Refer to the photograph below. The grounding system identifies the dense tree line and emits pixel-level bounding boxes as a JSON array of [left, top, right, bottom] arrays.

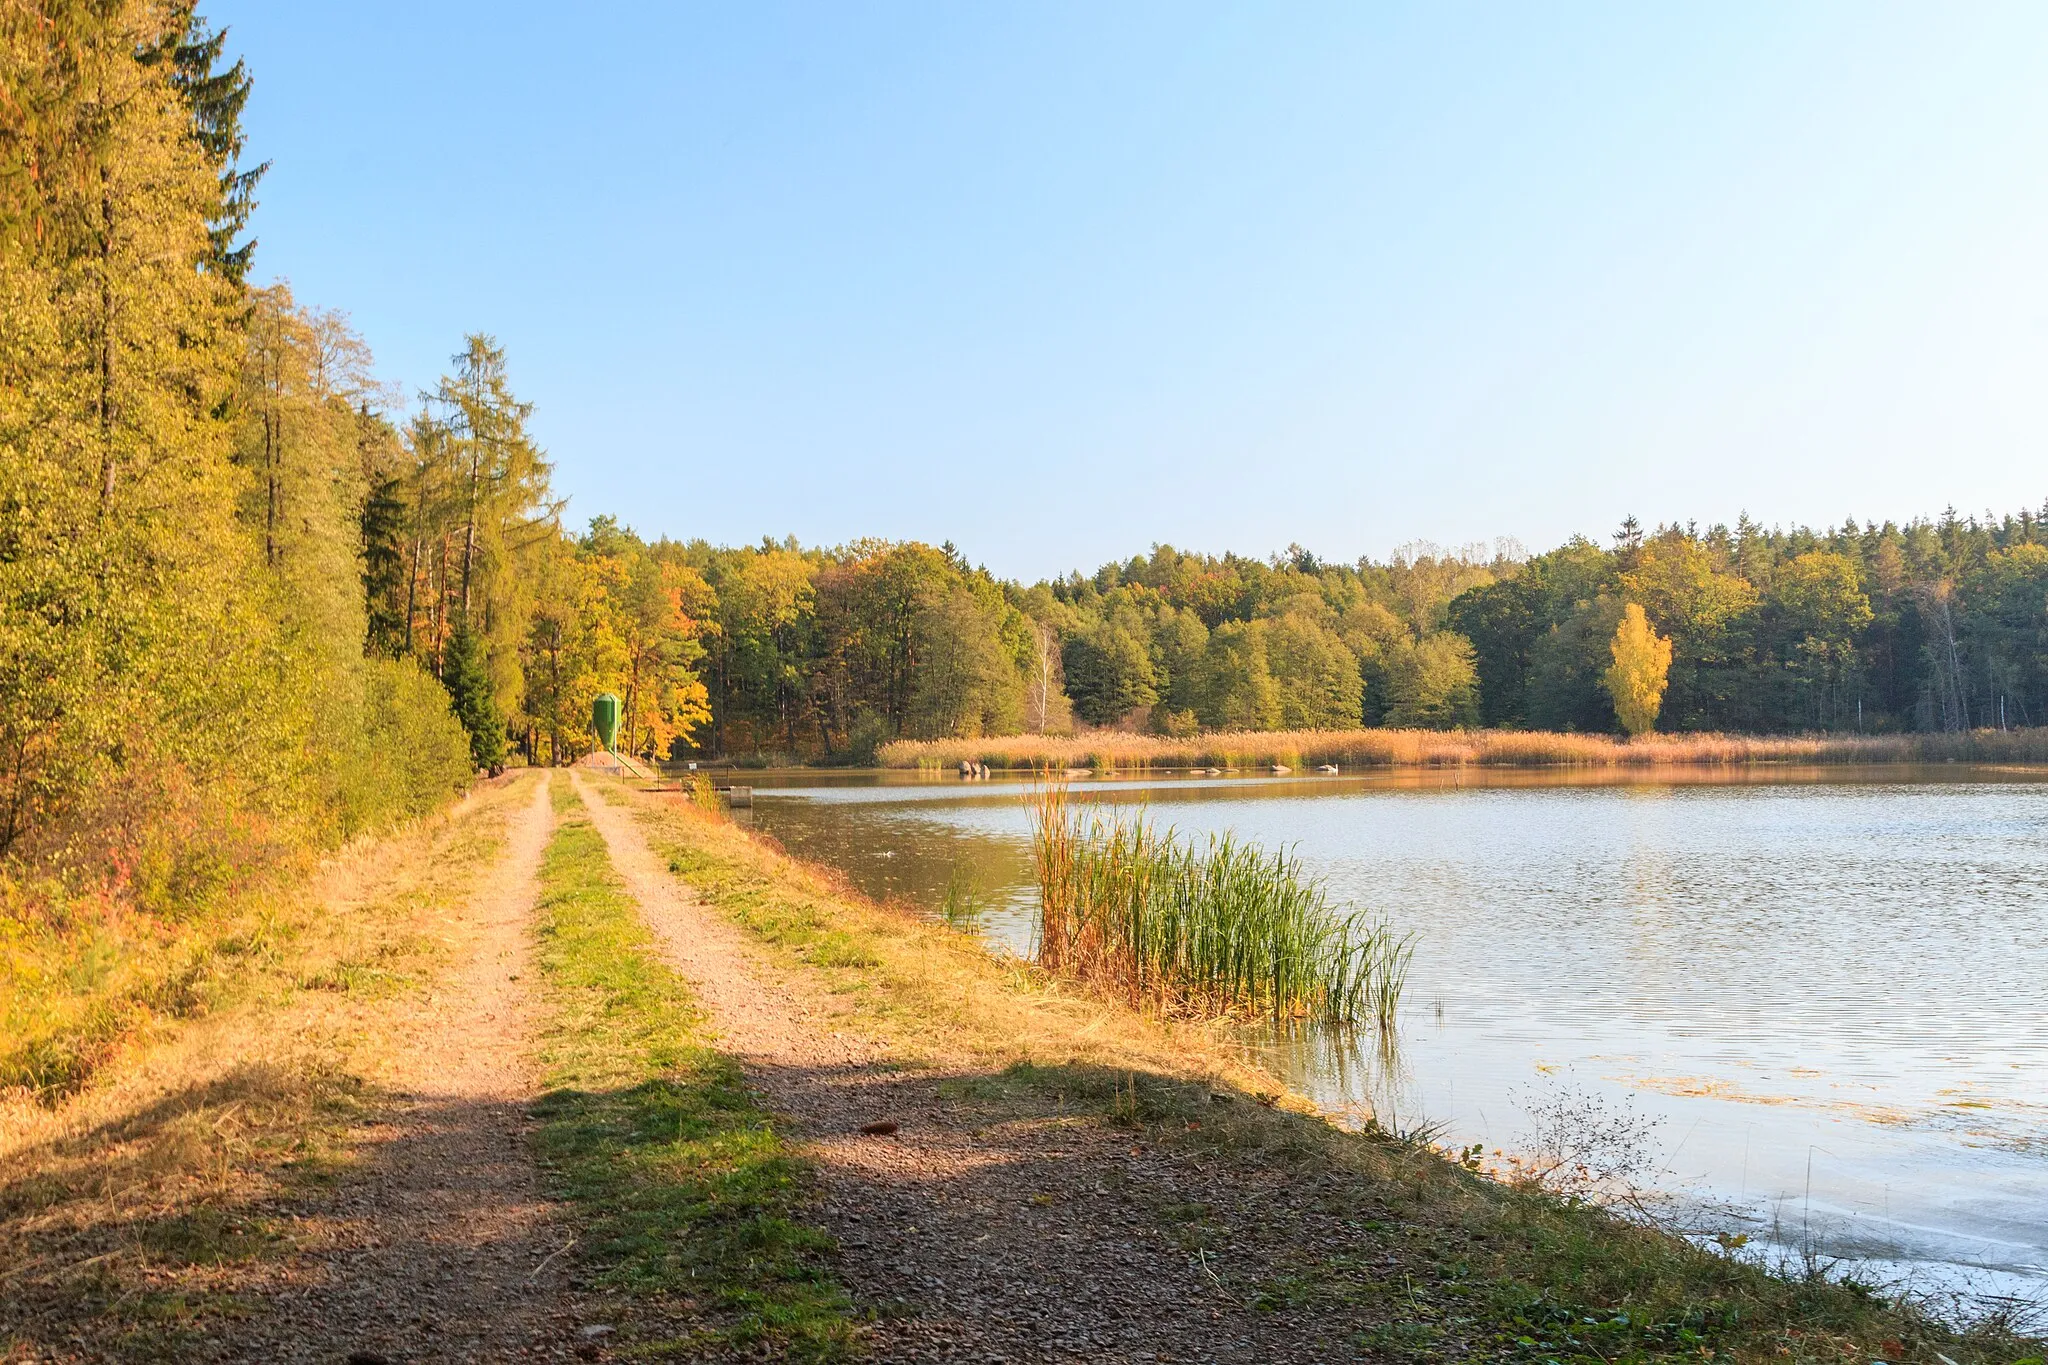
[[670, 513, 2048, 760], [0, 3, 473, 902], [1448, 513, 2048, 735]]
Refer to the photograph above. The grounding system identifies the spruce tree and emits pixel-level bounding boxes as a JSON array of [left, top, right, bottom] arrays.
[[361, 470, 409, 659], [153, 5, 266, 283], [442, 616, 506, 773]]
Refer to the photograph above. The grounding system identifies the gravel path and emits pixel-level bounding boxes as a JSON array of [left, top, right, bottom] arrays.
[[573, 774, 1373, 1364], [217, 775, 576, 1364]]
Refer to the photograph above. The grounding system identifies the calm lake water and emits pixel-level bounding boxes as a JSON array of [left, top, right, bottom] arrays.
[[743, 765, 2048, 1305]]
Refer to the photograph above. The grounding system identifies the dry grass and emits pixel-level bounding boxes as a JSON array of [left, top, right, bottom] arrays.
[[0, 776, 536, 1357], [880, 725, 2048, 772], [614, 778, 1291, 1098]]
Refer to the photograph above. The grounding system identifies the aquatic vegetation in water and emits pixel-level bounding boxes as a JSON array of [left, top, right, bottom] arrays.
[[939, 863, 989, 928], [1029, 779, 1410, 1029]]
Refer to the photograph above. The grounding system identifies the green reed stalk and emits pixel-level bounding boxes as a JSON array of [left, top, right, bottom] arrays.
[[1027, 780, 1411, 1030], [689, 772, 724, 817]]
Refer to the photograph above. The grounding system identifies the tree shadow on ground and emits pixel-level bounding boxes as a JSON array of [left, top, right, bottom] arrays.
[[4, 1056, 2024, 1365], [1, 1071, 573, 1364]]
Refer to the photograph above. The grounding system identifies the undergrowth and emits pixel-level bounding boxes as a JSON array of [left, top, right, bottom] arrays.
[[529, 780, 856, 1360]]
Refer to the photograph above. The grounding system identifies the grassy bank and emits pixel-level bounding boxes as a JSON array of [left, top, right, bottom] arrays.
[[879, 725, 2048, 772], [0, 763, 483, 1105], [0, 834, 323, 1103], [529, 779, 856, 1359], [612, 775, 2041, 1365]]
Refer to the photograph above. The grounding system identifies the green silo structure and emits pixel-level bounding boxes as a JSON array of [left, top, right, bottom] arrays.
[[592, 693, 622, 753]]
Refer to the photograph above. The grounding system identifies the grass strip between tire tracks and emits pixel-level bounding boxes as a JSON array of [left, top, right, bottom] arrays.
[[530, 777, 856, 1359]]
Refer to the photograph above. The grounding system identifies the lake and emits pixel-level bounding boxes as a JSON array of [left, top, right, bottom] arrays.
[[743, 764, 2048, 1307]]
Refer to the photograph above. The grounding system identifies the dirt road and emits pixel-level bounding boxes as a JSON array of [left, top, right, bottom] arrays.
[[218, 775, 574, 1364], [573, 772, 1369, 1364]]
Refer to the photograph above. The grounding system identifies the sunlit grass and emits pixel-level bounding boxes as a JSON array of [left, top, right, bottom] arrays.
[[0, 780, 529, 1357], [530, 781, 855, 1360], [623, 778, 2041, 1365]]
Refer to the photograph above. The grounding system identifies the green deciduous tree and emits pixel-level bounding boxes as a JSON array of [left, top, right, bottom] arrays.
[[1526, 598, 1625, 732], [1962, 545, 2048, 728], [1194, 621, 1281, 730], [1383, 633, 1480, 729], [1266, 609, 1362, 729], [0, 4, 467, 876], [0, 0, 258, 863], [911, 583, 1027, 739], [1062, 607, 1158, 726], [1770, 551, 1872, 730]]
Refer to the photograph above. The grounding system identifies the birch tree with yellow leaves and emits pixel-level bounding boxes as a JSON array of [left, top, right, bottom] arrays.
[[1604, 603, 1673, 736]]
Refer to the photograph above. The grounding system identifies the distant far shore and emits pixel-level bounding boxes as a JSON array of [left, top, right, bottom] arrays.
[[872, 725, 2048, 772]]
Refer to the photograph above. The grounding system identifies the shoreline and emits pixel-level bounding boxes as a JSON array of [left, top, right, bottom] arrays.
[[6, 771, 2036, 1361], [738, 764, 2048, 1309], [873, 724, 2048, 772], [623, 775, 2041, 1360]]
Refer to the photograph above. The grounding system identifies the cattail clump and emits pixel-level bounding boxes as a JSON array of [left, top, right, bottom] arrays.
[[1030, 778, 1409, 1030]]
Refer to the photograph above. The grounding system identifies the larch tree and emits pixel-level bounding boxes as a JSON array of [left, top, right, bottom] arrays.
[[0, 0, 267, 861], [429, 335, 556, 713], [1604, 603, 1673, 736]]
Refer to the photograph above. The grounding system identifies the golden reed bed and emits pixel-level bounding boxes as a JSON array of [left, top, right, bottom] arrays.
[[879, 726, 2048, 771]]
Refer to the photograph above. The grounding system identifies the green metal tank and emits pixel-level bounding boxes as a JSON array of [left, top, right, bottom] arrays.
[[592, 693, 622, 752]]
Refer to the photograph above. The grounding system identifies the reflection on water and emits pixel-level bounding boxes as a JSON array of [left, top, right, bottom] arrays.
[[751, 764, 2048, 1301]]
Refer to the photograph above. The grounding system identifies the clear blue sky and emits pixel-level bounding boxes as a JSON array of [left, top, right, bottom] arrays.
[[223, 2, 2048, 580]]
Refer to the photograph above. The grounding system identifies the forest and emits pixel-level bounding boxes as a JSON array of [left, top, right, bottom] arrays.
[[661, 510, 2048, 762], [7, 2, 2048, 909]]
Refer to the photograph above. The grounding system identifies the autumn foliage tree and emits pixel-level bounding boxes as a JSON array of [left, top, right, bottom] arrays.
[[0, 3, 469, 885], [1604, 603, 1674, 736]]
